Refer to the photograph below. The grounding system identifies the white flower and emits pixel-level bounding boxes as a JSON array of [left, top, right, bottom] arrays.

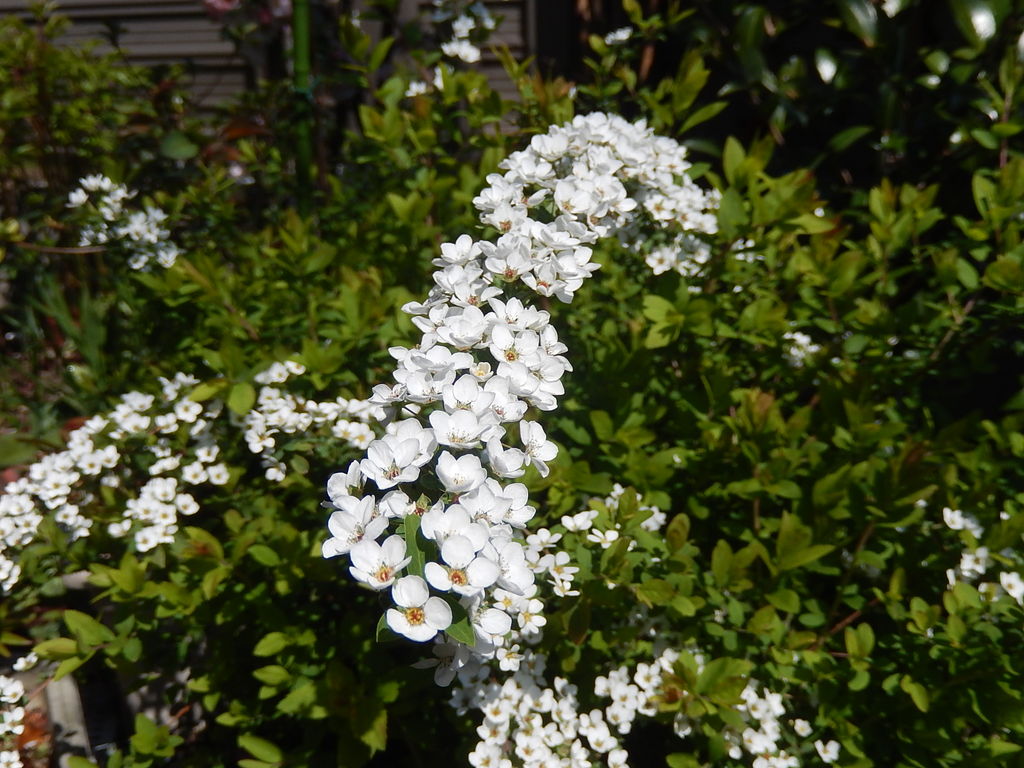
[[436, 451, 487, 494], [438, 234, 481, 266], [1000, 571, 1024, 604], [604, 26, 632, 45], [323, 496, 388, 558], [441, 38, 481, 63], [815, 739, 841, 764], [516, 597, 547, 634], [519, 421, 557, 476], [484, 438, 526, 479], [496, 643, 521, 671], [452, 14, 475, 38], [412, 640, 470, 685], [207, 463, 230, 485], [792, 718, 813, 737], [386, 575, 453, 642], [67, 188, 89, 207], [425, 535, 500, 597], [782, 331, 821, 366], [587, 528, 620, 549], [349, 534, 410, 590], [12, 652, 38, 672], [562, 509, 598, 532], [361, 437, 425, 490], [405, 80, 429, 98], [943, 506, 966, 530], [959, 547, 990, 579], [429, 409, 487, 449]]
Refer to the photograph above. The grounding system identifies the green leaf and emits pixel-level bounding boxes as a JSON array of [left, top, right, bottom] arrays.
[[680, 101, 727, 133], [247, 545, 281, 567], [590, 411, 615, 442], [788, 213, 835, 234], [254, 632, 290, 657], [109, 553, 146, 594], [238, 733, 283, 764], [711, 539, 733, 587], [666, 754, 701, 768], [723, 136, 745, 186], [671, 595, 697, 617], [778, 544, 834, 572], [666, 513, 690, 550], [252, 665, 291, 686], [276, 681, 324, 717], [695, 657, 753, 703], [159, 130, 199, 160], [356, 705, 388, 753], [642, 295, 677, 323], [766, 589, 801, 613], [64, 609, 115, 647], [402, 513, 425, 578], [956, 258, 979, 289], [829, 125, 872, 151], [54, 655, 88, 680], [445, 615, 475, 646], [189, 379, 227, 402], [837, 0, 878, 46], [0, 433, 38, 467], [367, 38, 394, 72], [900, 675, 931, 712], [849, 668, 871, 691], [35, 637, 79, 659], [635, 578, 676, 607], [775, 511, 811, 561], [228, 382, 256, 416], [375, 612, 393, 642], [983, 257, 1024, 292], [717, 187, 748, 237], [441, 595, 475, 646], [645, 321, 679, 349]]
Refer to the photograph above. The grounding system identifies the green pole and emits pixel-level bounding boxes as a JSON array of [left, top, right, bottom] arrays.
[[292, 0, 312, 218]]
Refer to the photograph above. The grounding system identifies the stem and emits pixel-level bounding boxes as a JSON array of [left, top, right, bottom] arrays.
[[292, 0, 313, 218], [13, 242, 106, 255], [811, 596, 881, 650], [929, 296, 977, 362]]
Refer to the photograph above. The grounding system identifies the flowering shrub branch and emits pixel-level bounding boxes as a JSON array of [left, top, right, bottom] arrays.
[[66, 176, 180, 271], [323, 113, 718, 668], [0, 363, 377, 590]]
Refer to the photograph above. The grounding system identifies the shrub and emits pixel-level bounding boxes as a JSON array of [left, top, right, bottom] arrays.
[[2, 2, 1024, 768]]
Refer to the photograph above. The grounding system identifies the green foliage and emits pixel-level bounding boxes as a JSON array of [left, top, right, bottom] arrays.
[[2, 1, 1024, 767]]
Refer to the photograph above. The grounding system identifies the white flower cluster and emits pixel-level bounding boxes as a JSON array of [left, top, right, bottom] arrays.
[[67, 174, 180, 270], [0, 363, 376, 590], [456, 650, 628, 768], [0, 675, 25, 768], [941, 505, 1024, 604], [595, 651, 823, 768], [603, 27, 633, 46], [444, 484, 845, 768], [324, 114, 715, 666], [781, 330, 822, 367], [247, 360, 381, 481], [565, 483, 667, 547], [454, 641, 837, 768], [405, 1, 504, 96]]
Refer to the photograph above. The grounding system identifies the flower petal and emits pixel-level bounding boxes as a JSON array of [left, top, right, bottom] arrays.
[[424, 596, 453, 630], [392, 575, 428, 608]]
